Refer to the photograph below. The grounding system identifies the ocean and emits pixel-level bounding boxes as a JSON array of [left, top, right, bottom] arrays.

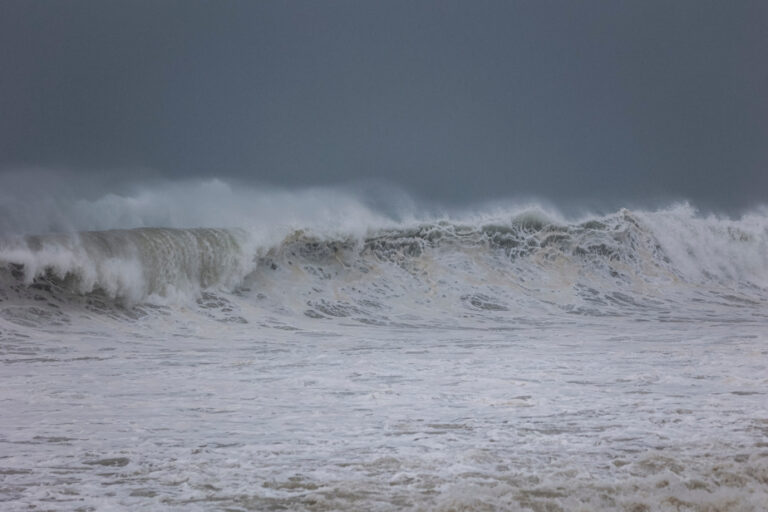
[[1, 199, 767, 511]]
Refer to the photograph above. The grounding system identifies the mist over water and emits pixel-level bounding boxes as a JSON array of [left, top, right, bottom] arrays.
[[1, 178, 766, 301], [1, 179, 767, 510]]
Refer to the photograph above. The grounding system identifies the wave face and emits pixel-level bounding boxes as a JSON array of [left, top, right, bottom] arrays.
[[1, 205, 766, 326], [1, 228, 250, 303]]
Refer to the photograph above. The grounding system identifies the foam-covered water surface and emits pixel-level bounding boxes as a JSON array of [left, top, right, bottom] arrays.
[[1, 202, 767, 510]]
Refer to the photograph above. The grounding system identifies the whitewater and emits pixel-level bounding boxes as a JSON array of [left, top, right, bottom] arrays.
[[1, 183, 767, 511]]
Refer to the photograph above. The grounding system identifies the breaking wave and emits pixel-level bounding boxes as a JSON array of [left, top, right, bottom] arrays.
[[1, 202, 766, 326]]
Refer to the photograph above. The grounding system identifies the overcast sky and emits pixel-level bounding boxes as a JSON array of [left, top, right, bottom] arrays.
[[1, 1, 766, 211]]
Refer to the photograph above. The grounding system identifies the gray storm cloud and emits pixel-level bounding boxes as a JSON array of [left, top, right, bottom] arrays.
[[1, 0, 766, 212]]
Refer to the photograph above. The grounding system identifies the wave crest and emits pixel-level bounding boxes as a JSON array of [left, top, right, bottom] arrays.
[[1, 206, 766, 322]]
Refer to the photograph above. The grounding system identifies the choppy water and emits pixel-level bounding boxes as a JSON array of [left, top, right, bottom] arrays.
[[1, 204, 767, 510]]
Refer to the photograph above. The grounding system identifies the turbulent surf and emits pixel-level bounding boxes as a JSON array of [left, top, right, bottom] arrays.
[[1, 206, 766, 323], [1, 200, 767, 511]]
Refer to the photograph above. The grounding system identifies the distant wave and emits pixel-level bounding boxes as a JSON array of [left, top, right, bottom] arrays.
[[1, 205, 766, 327]]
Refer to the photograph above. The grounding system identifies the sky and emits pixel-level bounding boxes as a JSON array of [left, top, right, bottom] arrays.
[[1, 0, 766, 212]]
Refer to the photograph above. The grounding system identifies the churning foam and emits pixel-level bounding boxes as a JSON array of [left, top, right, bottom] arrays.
[[2, 181, 768, 511]]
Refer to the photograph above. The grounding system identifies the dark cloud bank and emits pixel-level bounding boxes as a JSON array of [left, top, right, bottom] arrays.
[[1, 0, 766, 213]]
